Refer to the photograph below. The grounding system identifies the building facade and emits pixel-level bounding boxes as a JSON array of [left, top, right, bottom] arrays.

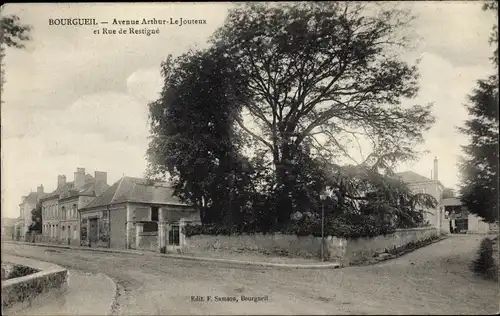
[[442, 197, 497, 234], [2, 217, 18, 239], [396, 157, 444, 233], [397, 157, 498, 235], [78, 176, 199, 251], [40, 168, 108, 244], [14, 185, 46, 240]]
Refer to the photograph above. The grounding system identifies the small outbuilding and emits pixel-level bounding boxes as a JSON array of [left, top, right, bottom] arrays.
[[78, 176, 200, 252]]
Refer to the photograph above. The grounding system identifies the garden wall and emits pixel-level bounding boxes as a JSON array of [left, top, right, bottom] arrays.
[[183, 227, 438, 265], [1, 255, 68, 312], [137, 232, 158, 252]]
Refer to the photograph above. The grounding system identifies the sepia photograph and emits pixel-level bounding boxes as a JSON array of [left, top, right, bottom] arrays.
[[1, 1, 498, 315]]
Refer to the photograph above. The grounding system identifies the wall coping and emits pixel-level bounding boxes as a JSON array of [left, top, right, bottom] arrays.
[[139, 232, 158, 236], [2, 255, 68, 311], [186, 227, 437, 239], [2, 255, 67, 288], [395, 227, 435, 232]]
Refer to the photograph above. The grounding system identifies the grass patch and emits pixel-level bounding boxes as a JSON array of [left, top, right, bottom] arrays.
[[471, 237, 498, 280]]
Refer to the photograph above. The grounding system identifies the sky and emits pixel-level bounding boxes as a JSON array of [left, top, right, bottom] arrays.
[[1, 2, 497, 219]]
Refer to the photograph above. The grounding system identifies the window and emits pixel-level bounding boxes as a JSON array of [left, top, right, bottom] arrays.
[[168, 225, 180, 245], [62, 206, 66, 220], [72, 204, 77, 219], [455, 218, 468, 232], [143, 222, 158, 232], [151, 206, 159, 222]]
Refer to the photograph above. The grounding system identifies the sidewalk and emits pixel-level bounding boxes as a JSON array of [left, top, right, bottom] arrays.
[[3, 255, 116, 316], [3, 240, 341, 269]]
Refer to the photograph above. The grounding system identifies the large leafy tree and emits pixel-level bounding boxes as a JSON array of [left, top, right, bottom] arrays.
[[320, 156, 438, 227], [28, 202, 42, 233], [147, 48, 256, 226], [458, 1, 499, 223], [209, 2, 435, 222], [0, 8, 31, 94]]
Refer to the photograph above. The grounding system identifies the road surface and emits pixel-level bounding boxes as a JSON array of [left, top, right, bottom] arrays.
[[2, 235, 498, 315]]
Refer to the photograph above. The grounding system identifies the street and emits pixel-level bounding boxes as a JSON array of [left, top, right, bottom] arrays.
[[2, 235, 498, 315]]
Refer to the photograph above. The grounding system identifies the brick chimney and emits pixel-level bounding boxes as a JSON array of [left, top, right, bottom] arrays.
[[433, 157, 438, 181], [94, 171, 107, 184], [94, 171, 107, 195], [58, 175, 67, 188], [37, 185, 44, 194], [74, 167, 86, 190]]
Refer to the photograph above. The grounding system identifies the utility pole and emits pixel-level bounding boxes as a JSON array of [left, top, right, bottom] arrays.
[[319, 191, 327, 262]]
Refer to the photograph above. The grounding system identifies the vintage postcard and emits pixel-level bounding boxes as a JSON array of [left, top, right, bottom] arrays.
[[1, 2, 498, 315]]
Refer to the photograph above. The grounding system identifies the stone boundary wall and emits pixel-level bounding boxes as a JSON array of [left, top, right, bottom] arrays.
[[1, 255, 68, 312], [137, 232, 158, 252], [184, 227, 438, 265]]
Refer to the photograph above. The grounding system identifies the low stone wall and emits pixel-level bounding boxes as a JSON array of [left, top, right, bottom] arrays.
[[343, 227, 438, 264], [184, 227, 438, 265], [1, 255, 68, 311], [137, 232, 158, 252]]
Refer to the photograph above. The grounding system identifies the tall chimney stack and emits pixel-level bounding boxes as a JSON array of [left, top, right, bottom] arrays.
[[57, 175, 67, 188], [94, 171, 107, 185], [74, 167, 86, 190], [94, 171, 107, 195], [37, 185, 44, 194], [433, 157, 438, 181]]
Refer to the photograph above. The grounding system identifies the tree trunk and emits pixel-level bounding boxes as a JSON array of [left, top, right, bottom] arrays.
[[274, 141, 295, 226]]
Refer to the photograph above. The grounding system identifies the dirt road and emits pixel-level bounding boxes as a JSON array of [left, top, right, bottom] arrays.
[[2, 235, 498, 315]]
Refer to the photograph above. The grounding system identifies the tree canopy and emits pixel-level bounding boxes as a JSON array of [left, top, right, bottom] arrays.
[[28, 202, 42, 233], [209, 2, 434, 221], [0, 8, 31, 94], [458, 1, 499, 223], [147, 2, 437, 233]]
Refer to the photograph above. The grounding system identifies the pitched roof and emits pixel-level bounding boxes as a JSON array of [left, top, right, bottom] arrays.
[[20, 190, 50, 206], [2, 217, 19, 226], [442, 197, 462, 206], [59, 180, 110, 200], [80, 177, 189, 210], [395, 171, 432, 183], [40, 182, 75, 201]]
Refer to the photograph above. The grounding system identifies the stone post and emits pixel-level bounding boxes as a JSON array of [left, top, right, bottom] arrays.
[[166, 223, 171, 246], [136, 222, 144, 249], [126, 204, 135, 249], [179, 218, 187, 248], [157, 207, 167, 253], [86, 220, 91, 246], [436, 207, 442, 236]]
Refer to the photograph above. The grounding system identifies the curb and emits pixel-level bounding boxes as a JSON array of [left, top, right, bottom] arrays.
[[2, 241, 341, 270], [98, 272, 118, 316], [161, 254, 341, 269], [1, 255, 69, 313], [353, 235, 448, 267]]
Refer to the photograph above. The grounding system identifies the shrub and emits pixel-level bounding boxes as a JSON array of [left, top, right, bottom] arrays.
[[472, 238, 497, 279], [183, 215, 396, 239], [7, 265, 38, 279]]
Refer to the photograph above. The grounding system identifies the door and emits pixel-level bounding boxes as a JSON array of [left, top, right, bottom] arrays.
[[89, 218, 98, 244]]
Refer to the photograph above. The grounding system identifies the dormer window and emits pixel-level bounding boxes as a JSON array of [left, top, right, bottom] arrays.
[[151, 206, 159, 222]]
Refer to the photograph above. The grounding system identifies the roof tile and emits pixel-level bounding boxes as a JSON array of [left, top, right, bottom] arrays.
[[81, 177, 188, 210]]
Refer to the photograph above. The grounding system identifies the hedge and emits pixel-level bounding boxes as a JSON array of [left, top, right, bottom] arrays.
[[183, 217, 396, 239], [471, 237, 498, 280]]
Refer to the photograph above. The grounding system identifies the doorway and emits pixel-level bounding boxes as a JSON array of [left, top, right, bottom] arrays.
[[89, 218, 99, 245]]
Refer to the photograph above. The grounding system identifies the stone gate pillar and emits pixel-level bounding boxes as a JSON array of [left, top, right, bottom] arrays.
[[126, 204, 135, 249], [157, 207, 167, 252], [136, 222, 144, 249], [179, 218, 187, 248]]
